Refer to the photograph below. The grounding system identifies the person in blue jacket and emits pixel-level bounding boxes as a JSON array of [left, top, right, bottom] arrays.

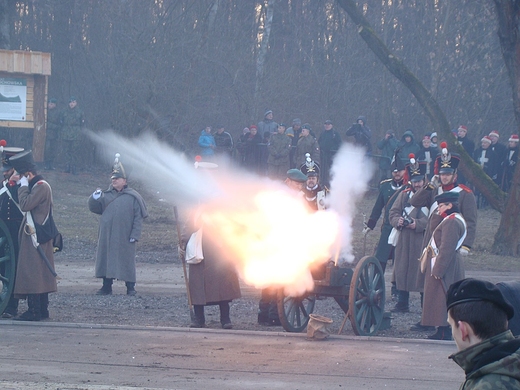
[[198, 126, 216, 157]]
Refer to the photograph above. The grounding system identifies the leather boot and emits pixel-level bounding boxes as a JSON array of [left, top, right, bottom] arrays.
[[15, 294, 41, 321], [96, 277, 113, 295], [40, 293, 49, 319], [219, 301, 232, 329], [126, 282, 136, 296], [1, 296, 19, 318], [391, 290, 409, 312], [428, 325, 452, 340], [190, 305, 205, 328]]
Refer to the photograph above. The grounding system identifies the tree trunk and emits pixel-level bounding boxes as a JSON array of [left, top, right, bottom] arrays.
[[336, 0, 519, 255], [254, 0, 275, 109], [0, 0, 11, 49], [491, 0, 520, 255]]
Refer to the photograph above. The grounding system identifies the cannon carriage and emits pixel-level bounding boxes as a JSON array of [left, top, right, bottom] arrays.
[[277, 256, 386, 336]]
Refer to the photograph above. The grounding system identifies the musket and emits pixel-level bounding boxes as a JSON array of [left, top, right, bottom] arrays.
[[173, 206, 194, 320]]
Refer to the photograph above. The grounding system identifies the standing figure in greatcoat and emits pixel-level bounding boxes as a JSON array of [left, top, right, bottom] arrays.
[[88, 154, 148, 296]]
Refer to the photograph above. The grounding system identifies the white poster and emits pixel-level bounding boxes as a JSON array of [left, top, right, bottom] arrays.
[[0, 77, 27, 121]]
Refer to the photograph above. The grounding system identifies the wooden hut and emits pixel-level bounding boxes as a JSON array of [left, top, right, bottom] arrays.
[[0, 50, 51, 162]]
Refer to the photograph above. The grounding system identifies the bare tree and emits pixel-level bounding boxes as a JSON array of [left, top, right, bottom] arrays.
[[0, 0, 12, 49]]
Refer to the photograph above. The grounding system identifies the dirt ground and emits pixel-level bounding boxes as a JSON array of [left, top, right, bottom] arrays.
[[5, 168, 519, 338]]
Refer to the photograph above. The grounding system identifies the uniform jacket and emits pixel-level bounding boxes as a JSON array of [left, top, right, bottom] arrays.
[[182, 213, 241, 305], [267, 133, 291, 166], [450, 330, 520, 390], [456, 136, 475, 157], [295, 135, 320, 168], [46, 107, 62, 140], [0, 180, 23, 253], [473, 147, 499, 181], [89, 186, 148, 282], [367, 179, 405, 264], [198, 130, 216, 156], [14, 176, 57, 296], [389, 188, 428, 292], [422, 211, 466, 326], [501, 145, 519, 192], [60, 106, 84, 141]]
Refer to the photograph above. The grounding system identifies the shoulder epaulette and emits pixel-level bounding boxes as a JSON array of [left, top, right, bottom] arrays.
[[458, 184, 472, 193], [380, 178, 392, 185]]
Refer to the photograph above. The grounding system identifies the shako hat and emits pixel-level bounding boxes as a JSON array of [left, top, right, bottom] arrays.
[[9, 150, 36, 175], [435, 142, 460, 174], [447, 278, 514, 320], [111, 153, 127, 179], [390, 150, 406, 172], [194, 155, 218, 169], [300, 153, 320, 177], [0, 140, 24, 172], [406, 154, 426, 182]]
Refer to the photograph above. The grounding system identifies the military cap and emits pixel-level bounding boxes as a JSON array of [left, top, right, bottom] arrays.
[[0, 140, 24, 172], [324, 120, 333, 125], [302, 123, 312, 130], [390, 151, 406, 172], [447, 278, 515, 320], [300, 153, 320, 177], [435, 191, 459, 205], [287, 169, 308, 183], [49, 98, 57, 104], [69, 96, 77, 102], [406, 154, 426, 182], [111, 153, 127, 179], [436, 142, 460, 174], [9, 150, 36, 175]]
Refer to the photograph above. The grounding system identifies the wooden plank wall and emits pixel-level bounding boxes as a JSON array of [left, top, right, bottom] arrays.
[[0, 50, 51, 75]]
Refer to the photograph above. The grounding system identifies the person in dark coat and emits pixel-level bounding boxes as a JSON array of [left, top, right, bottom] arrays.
[[287, 118, 302, 168], [60, 96, 85, 175], [422, 191, 467, 340], [44, 98, 61, 171], [180, 162, 241, 329], [473, 136, 499, 208], [416, 135, 439, 180], [447, 279, 520, 389], [455, 125, 474, 185], [396, 129, 420, 165], [318, 119, 342, 188], [88, 154, 148, 296], [345, 115, 372, 155], [376, 130, 399, 181], [389, 159, 428, 313], [489, 130, 508, 166], [9, 150, 56, 321], [213, 125, 233, 158], [239, 126, 263, 173], [364, 153, 406, 273], [0, 144, 24, 318], [501, 134, 519, 192]]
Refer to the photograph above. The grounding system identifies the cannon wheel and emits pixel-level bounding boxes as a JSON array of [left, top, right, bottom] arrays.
[[277, 289, 316, 332], [0, 219, 16, 315], [348, 256, 385, 336]]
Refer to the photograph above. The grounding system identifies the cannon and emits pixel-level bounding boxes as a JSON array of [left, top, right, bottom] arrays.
[[0, 219, 16, 315], [277, 256, 386, 336]]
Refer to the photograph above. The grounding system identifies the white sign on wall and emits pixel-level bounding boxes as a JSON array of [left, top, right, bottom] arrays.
[[0, 77, 27, 121]]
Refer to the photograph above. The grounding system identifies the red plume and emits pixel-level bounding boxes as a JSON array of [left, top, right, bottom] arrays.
[[195, 155, 202, 162], [0, 139, 6, 147], [408, 153, 415, 159], [440, 141, 448, 149]]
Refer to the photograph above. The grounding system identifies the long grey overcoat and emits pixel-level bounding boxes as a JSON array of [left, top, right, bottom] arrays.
[[183, 215, 241, 306], [421, 213, 466, 327], [88, 186, 148, 282], [410, 184, 477, 290], [389, 188, 428, 292], [14, 177, 57, 296]]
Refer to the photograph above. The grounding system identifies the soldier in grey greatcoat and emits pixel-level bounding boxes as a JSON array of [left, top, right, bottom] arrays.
[[388, 160, 428, 313], [9, 151, 56, 321], [88, 155, 148, 296]]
